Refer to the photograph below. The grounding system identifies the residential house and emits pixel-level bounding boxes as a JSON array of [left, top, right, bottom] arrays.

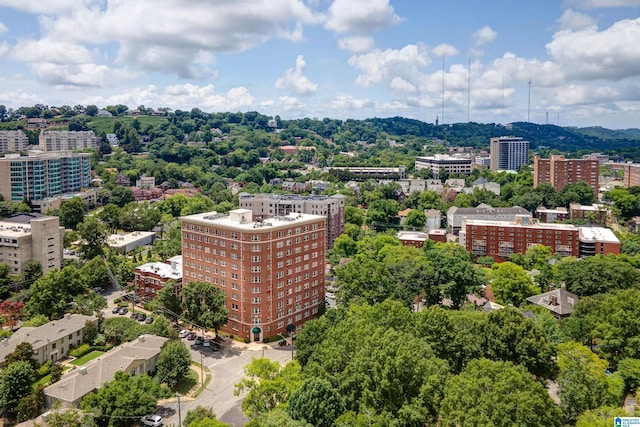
[[526, 288, 579, 319]]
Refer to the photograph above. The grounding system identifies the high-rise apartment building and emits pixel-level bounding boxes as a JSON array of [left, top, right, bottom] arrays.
[[533, 155, 599, 194], [238, 193, 344, 248], [460, 215, 619, 262], [39, 131, 100, 152], [489, 136, 530, 171], [180, 209, 326, 341], [0, 130, 29, 153], [0, 213, 64, 274], [0, 152, 91, 202]]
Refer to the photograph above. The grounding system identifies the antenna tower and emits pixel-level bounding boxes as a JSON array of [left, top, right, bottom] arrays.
[[527, 77, 532, 122]]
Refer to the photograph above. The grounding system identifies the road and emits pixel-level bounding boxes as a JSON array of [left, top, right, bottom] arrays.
[[158, 341, 294, 427]]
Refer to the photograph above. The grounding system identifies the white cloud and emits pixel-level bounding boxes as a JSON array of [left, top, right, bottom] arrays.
[[279, 96, 306, 111], [389, 77, 417, 95], [432, 44, 459, 57], [565, 0, 640, 9], [30, 62, 137, 88], [337, 36, 374, 53], [0, 0, 79, 14], [274, 55, 318, 96], [0, 42, 8, 58], [329, 95, 375, 110], [472, 26, 497, 46], [0, 22, 7, 34], [554, 84, 621, 105], [547, 17, 640, 80], [324, 0, 401, 34], [10, 38, 95, 64], [348, 44, 430, 87], [557, 9, 596, 30]]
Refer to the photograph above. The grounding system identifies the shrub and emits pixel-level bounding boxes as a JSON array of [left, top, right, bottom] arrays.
[[113, 297, 122, 304], [243, 338, 250, 344], [37, 361, 52, 378], [68, 344, 92, 358]]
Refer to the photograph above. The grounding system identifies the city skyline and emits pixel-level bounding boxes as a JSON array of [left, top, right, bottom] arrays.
[[0, 1, 639, 129]]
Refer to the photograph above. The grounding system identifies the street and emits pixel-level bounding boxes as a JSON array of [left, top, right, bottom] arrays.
[[158, 341, 294, 427]]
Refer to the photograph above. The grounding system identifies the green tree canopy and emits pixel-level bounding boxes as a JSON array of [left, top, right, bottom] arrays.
[[180, 281, 228, 334], [490, 262, 540, 306], [287, 377, 346, 427], [0, 360, 36, 416], [156, 340, 192, 389], [439, 358, 562, 427], [58, 197, 88, 230]]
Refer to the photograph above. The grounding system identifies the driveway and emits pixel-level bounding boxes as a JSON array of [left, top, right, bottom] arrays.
[[159, 340, 294, 427]]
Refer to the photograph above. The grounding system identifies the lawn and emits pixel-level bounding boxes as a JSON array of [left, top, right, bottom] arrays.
[[173, 368, 198, 396], [71, 350, 105, 366], [34, 366, 72, 388]]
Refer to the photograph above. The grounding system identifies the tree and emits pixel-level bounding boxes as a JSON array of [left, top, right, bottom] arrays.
[[58, 197, 88, 230], [16, 386, 45, 422], [557, 341, 616, 423], [0, 263, 14, 299], [84, 320, 99, 344], [0, 300, 23, 330], [80, 257, 109, 289], [98, 203, 122, 233], [287, 377, 346, 427], [24, 266, 86, 319], [156, 340, 192, 389], [5, 342, 39, 369], [490, 262, 539, 306], [484, 308, 557, 379], [81, 371, 170, 427], [77, 217, 108, 260], [0, 360, 36, 416], [40, 409, 97, 427], [404, 209, 426, 229], [183, 406, 219, 427], [21, 261, 42, 285], [246, 408, 311, 427], [555, 255, 640, 296], [234, 358, 303, 418], [189, 418, 230, 427], [180, 281, 228, 335], [153, 279, 182, 314], [576, 406, 631, 427], [439, 359, 562, 427], [49, 363, 64, 384], [86, 105, 99, 116], [110, 186, 135, 208]]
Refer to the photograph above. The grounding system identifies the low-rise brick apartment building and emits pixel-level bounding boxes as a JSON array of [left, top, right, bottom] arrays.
[[460, 215, 619, 262], [135, 255, 182, 303], [180, 209, 326, 341]]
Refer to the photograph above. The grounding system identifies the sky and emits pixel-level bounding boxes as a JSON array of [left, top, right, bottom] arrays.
[[1, 1, 640, 129]]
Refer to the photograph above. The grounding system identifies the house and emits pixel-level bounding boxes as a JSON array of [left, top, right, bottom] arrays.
[[0, 314, 95, 366], [525, 288, 579, 318], [44, 334, 168, 408]]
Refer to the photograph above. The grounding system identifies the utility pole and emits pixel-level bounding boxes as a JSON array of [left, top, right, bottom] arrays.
[[176, 392, 182, 427], [200, 353, 204, 387]]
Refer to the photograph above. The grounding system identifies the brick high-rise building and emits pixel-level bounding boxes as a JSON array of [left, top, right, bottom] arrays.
[[238, 193, 344, 248], [180, 209, 326, 341], [460, 215, 619, 262], [623, 163, 640, 188], [489, 136, 529, 171], [534, 155, 599, 194]]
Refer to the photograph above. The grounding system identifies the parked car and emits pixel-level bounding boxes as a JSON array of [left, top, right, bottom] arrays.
[[137, 313, 147, 322], [187, 331, 197, 340], [92, 287, 102, 293], [194, 336, 204, 346], [112, 307, 120, 314], [141, 414, 163, 427], [145, 317, 154, 324], [203, 339, 211, 347], [130, 312, 139, 320], [118, 307, 128, 315], [179, 330, 189, 339]]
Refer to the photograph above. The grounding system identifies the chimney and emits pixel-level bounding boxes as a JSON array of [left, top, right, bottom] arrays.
[[138, 335, 146, 342], [79, 366, 87, 375], [550, 295, 558, 306]]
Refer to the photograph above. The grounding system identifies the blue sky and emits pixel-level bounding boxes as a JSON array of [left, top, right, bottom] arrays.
[[1, 0, 640, 129]]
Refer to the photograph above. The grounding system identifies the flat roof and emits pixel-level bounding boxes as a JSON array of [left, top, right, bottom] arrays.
[[397, 231, 428, 240], [579, 226, 620, 244], [107, 231, 156, 248], [181, 209, 325, 231], [136, 257, 183, 280], [463, 218, 578, 230]]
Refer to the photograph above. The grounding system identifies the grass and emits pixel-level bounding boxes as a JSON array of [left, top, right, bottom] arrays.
[[71, 350, 105, 366], [173, 368, 198, 395], [33, 366, 72, 388], [193, 373, 212, 398]]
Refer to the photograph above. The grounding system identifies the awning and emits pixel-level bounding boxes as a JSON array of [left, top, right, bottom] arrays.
[[252, 327, 261, 334]]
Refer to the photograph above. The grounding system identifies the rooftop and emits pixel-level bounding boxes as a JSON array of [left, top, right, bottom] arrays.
[[526, 288, 578, 317], [136, 256, 183, 280], [579, 226, 619, 244], [107, 231, 156, 247], [181, 209, 326, 231], [397, 231, 428, 241], [0, 314, 95, 362]]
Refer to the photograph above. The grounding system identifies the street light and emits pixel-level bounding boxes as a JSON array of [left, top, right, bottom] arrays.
[[200, 353, 204, 387], [176, 392, 182, 427]]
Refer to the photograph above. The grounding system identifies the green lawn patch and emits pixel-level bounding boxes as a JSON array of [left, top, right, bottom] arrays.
[[33, 366, 72, 388], [71, 350, 105, 366], [173, 368, 198, 395]]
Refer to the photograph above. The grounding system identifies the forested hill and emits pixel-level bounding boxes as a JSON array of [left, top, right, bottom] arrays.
[[290, 115, 640, 155]]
